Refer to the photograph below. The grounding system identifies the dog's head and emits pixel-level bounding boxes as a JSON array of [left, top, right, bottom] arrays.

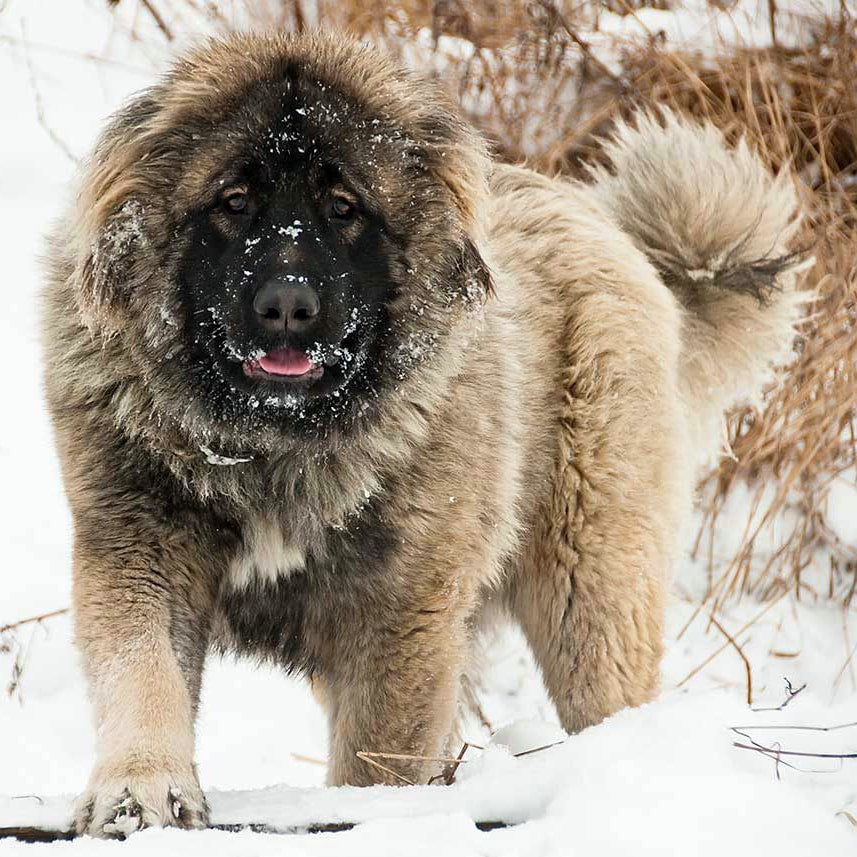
[[70, 32, 492, 447]]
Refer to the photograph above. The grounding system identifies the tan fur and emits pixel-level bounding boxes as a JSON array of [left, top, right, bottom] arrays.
[[227, 517, 306, 590], [586, 111, 806, 467], [42, 32, 803, 838]]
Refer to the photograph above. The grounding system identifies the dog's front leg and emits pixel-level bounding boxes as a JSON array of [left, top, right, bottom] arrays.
[[71, 507, 224, 838], [322, 593, 470, 788]]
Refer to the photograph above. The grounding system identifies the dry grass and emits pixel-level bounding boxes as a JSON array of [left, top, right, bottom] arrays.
[[121, 0, 857, 608]]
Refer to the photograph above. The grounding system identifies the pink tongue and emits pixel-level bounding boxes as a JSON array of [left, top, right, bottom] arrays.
[[258, 347, 313, 376]]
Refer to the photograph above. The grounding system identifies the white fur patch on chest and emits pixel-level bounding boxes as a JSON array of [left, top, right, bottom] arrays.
[[228, 517, 305, 589]]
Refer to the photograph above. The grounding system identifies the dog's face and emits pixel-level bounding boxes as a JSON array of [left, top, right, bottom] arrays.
[[180, 89, 403, 416], [75, 34, 492, 445]]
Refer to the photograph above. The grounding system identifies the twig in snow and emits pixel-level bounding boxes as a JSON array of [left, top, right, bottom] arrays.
[[1, 608, 68, 701], [732, 724, 857, 763], [0, 819, 512, 842], [708, 614, 753, 705], [730, 720, 857, 773], [358, 739, 564, 786], [733, 741, 856, 761], [836, 810, 857, 829], [751, 677, 806, 712], [0, 609, 69, 636], [354, 752, 416, 785], [833, 632, 857, 694], [730, 721, 857, 733], [676, 593, 787, 690], [428, 741, 474, 786], [731, 729, 807, 779], [512, 740, 565, 759], [0, 828, 76, 843], [290, 752, 325, 767]]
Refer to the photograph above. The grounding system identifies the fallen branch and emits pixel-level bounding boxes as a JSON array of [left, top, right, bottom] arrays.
[[730, 721, 857, 733], [733, 741, 857, 761], [354, 752, 416, 786], [0, 819, 511, 843], [0, 827, 75, 844], [357, 740, 564, 785]]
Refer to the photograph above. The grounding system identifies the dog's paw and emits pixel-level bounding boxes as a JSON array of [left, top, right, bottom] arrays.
[[74, 763, 208, 839]]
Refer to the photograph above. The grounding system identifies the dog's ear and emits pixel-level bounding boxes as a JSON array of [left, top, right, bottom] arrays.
[[71, 92, 164, 331], [74, 199, 150, 330], [459, 234, 495, 303]]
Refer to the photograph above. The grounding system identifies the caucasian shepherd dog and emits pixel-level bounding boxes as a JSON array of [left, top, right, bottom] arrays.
[[42, 32, 803, 837]]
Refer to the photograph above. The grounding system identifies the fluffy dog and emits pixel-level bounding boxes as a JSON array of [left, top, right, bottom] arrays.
[[41, 32, 803, 837]]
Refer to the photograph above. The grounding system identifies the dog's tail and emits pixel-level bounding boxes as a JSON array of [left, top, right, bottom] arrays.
[[587, 109, 808, 465]]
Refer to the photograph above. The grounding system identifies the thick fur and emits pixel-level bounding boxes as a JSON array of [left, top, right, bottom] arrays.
[[586, 111, 805, 465], [41, 32, 803, 838]]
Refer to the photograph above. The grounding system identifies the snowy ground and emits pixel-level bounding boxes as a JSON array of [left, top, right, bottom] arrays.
[[1, 1, 856, 854]]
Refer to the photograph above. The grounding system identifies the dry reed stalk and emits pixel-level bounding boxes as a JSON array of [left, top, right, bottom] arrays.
[[0, 609, 69, 635]]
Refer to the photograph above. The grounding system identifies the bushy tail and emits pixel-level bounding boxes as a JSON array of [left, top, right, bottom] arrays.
[[588, 109, 808, 465]]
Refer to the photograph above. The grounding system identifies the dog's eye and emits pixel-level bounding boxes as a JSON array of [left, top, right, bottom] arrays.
[[329, 193, 357, 222], [222, 190, 248, 215]]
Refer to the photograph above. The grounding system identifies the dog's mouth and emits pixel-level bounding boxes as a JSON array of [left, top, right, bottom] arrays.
[[242, 347, 324, 383], [236, 326, 366, 397]]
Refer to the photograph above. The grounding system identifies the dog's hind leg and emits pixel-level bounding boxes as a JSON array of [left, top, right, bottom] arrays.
[[506, 270, 688, 733]]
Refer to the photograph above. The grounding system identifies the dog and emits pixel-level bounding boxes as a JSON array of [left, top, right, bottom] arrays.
[[41, 31, 803, 837]]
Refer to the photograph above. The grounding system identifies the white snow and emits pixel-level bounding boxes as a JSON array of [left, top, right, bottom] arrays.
[[486, 718, 566, 755], [1, 1, 855, 854], [199, 445, 253, 466]]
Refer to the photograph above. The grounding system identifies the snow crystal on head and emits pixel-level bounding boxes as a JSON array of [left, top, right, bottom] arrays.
[[90, 199, 148, 293], [158, 304, 178, 328], [278, 221, 303, 240], [99, 200, 147, 260], [391, 328, 438, 379], [199, 444, 253, 466]]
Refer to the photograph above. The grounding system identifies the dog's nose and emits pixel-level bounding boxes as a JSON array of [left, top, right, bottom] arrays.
[[252, 281, 320, 334]]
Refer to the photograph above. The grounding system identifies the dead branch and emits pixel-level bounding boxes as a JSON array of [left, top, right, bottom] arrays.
[[730, 721, 857, 733], [19, 24, 79, 164], [139, 0, 173, 41], [511, 740, 565, 759], [836, 810, 857, 829], [428, 741, 474, 786], [0, 820, 512, 842], [357, 739, 565, 786], [355, 752, 416, 785], [538, 1, 623, 86], [290, 752, 325, 767], [733, 741, 857, 760], [0, 609, 68, 636], [708, 614, 754, 705], [731, 729, 800, 778], [676, 594, 787, 690]]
